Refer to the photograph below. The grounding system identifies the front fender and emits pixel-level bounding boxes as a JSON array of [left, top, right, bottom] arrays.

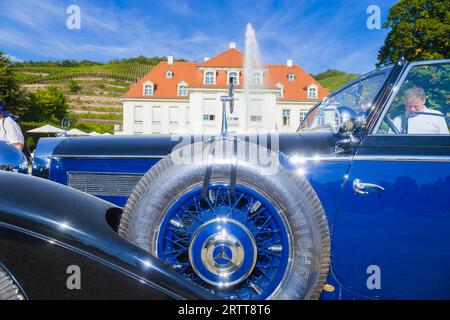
[[0, 171, 214, 299]]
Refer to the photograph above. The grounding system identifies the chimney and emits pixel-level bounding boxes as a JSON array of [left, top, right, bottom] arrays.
[[286, 59, 293, 67], [229, 42, 236, 49], [167, 55, 174, 65], [204, 57, 210, 62]]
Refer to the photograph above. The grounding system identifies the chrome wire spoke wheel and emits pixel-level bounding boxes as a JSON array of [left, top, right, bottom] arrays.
[[120, 139, 330, 300], [156, 184, 290, 300]]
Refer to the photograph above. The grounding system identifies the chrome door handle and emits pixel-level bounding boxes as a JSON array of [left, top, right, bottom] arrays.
[[353, 179, 385, 195]]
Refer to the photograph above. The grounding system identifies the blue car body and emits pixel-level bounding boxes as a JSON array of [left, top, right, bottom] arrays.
[[20, 59, 450, 299]]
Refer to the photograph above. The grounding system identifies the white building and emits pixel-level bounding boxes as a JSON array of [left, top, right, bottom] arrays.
[[122, 44, 328, 135]]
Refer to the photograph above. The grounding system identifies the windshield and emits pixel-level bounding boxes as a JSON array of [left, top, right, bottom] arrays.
[[299, 67, 392, 132]]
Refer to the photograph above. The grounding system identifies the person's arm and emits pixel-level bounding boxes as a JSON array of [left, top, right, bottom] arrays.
[[4, 118, 25, 151], [11, 142, 24, 151]]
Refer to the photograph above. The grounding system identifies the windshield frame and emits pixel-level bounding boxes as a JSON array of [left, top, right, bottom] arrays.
[[297, 65, 394, 132]]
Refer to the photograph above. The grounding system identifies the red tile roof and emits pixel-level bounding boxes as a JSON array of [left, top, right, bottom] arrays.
[[124, 48, 328, 101], [200, 48, 244, 68]]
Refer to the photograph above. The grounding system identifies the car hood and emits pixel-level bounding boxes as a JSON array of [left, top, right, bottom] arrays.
[[35, 131, 338, 160]]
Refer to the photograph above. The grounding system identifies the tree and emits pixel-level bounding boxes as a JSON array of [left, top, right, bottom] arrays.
[[377, 0, 450, 66], [0, 51, 31, 116], [69, 79, 81, 93], [23, 86, 68, 124]]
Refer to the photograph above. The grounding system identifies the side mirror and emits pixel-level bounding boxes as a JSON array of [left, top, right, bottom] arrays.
[[333, 107, 367, 154], [333, 106, 367, 134]]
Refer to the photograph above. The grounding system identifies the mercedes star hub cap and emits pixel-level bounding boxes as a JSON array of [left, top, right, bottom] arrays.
[[188, 218, 257, 288]]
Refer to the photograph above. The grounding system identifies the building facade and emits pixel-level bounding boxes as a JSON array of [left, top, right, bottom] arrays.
[[122, 44, 328, 135]]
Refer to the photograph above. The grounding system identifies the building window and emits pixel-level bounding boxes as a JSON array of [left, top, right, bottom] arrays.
[[308, 87, 317, 99], [205, 71, 215, 84], [186, 106, 190, 125], [166, 71, 173, 79], [276, 83, 284, 98], [144, 84, 153, 96], [252, 72, 262, 85], [276, 88, 283, 98], [228, 72, 238, 84], [203, 114, 215, 121], [299, 111, 308, 124], [288, 73, 296, 81], [152, 107, 161, 124], [250, 115, 262, 122], [169, 107, 178, 124], [282, 109, 291, 126], [178, 85, 187, 96], [317, 115, 325, 126], [134, 106, 144, 123]]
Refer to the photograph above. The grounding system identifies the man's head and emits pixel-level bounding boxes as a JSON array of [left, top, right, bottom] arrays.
[[404, 86, 426, 113]]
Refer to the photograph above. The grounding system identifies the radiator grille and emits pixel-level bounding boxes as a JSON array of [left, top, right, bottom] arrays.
[[68, 173, 143, 197]]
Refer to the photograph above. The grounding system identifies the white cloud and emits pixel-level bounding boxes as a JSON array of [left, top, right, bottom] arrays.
[[0, 0, 395, 73], [161, 0, 196, 17]]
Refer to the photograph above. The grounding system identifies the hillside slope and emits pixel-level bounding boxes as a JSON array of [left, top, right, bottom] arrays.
[[313, 69, 359, 93], [13, 57, 163, 133]]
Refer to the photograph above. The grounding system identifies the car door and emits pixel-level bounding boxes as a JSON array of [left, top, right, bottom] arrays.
[[332, 60, 450, 299]]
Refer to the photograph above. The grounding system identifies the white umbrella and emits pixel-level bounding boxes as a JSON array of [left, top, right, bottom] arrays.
[[102, 132, 112, 136], [28, 125, 65, 134], [66, 128, 89, 136], [88, 131, 101, 136]]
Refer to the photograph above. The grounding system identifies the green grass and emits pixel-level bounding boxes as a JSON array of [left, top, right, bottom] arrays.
[[70, 112, 123, 121], [75, 105, 122, 113], [313, 69, 359, 92], [13, 61, 156, 84]]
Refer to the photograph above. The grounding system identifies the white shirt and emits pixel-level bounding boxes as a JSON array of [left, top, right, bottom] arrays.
[[393, 107, 449, 134], [0, 117, 25, 145]]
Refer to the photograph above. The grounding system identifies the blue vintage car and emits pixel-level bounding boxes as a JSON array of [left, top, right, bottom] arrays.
[[3, 59, 450, 300]]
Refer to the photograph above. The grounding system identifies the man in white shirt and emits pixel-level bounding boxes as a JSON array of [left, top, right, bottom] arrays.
[[393, 87, 449, 134], [0, 101, 25, 151]]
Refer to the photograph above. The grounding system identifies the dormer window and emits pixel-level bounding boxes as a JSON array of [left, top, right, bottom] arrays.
[[178, 82, 188, 96], [228, 71, 239, 85], [252, 72, 262, 85], [288, 73, 296, 81], [143, 81, 154, 96], [308, 87, 317, 98], [276, 83, 284, 98], [166, 71, 173, 79], [307, 84, 318, 99], [205, 71, 216, 84]]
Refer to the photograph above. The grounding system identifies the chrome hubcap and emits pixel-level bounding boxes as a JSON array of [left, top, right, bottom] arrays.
[[189, 218, 257, 288]]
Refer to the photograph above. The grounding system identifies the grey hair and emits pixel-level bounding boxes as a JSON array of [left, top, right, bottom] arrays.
[[404, 86, 426, 102]]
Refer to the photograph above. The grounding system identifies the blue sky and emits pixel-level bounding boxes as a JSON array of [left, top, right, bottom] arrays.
[[0, 0, 398, 74]]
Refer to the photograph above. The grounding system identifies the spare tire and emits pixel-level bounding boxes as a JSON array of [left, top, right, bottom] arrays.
[[119, 139, 330, 300]]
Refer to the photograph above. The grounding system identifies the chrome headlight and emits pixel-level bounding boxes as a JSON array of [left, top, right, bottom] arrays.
[[0, 142, 29, 174]]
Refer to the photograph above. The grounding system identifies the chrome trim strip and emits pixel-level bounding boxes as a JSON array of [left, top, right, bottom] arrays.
[[369, 133, 450, 137], [67, 171, 145, 176], [354, 155, 450, 162], [53, 154, 353, 162], [289, 155, 353, 163], [51, 155, 165, 160]]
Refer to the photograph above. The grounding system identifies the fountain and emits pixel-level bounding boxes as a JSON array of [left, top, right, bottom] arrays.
[[243, 23, 263, 130], [244, 23, 262, 91]]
